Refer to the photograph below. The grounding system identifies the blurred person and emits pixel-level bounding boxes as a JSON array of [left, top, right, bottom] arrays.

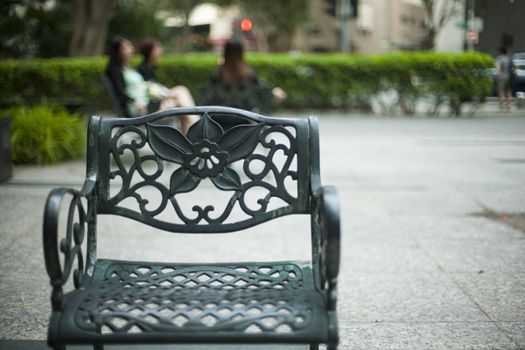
[[206, 40, 286, 129], [137, 37, 162, 81], [138, 37, 198, 132], [211, 40, 258, 88], [211, 40, 286, 102], [495, 47, 513, 112], [105, 36, 196, 133]]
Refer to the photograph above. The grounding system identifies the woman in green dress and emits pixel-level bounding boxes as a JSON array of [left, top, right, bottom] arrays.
[[106, 36, 196, 134]]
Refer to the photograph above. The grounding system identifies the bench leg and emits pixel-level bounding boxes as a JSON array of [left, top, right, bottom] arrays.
[[309, 344, 319, 350], [327, 344, 338, 350], [93, 345, 104, 350]]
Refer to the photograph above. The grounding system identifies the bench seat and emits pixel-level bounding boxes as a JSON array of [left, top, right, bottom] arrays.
[[51, 259, 330, 345]]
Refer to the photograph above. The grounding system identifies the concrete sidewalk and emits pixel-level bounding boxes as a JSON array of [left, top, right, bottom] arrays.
[[1, 114, 524, 349]]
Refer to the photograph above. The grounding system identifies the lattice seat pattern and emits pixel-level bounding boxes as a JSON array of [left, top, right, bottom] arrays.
[[57, 260, 329, 344]]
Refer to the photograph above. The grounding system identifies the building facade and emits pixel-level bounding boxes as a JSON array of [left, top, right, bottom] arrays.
[[474, 0, 525, 56], [292, 0, 428, 53]]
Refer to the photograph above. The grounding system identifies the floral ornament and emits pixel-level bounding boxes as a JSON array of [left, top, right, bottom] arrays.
[[146, 113, 263, 195]]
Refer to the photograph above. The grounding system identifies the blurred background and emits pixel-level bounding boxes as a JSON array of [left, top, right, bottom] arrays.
[[1, 2, 525, 348], [0, 0, 524, 166], [1, 0, 523, 57]]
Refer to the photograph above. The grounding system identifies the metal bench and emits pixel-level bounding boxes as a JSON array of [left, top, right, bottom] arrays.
[[43, 107, 340, 350], [101, 75, 160, 118], [198, 80, 275, 122]]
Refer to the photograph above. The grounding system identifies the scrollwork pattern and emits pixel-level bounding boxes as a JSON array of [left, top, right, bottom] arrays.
[[44, 187, 90, 310], [60, 196, 86, 288], [61, 193, 87, 289], [105, 113, 300, 230]]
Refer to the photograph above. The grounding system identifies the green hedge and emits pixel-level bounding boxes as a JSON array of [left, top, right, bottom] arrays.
[[2, 105, 85, 164], [0, 52, 494, 115]]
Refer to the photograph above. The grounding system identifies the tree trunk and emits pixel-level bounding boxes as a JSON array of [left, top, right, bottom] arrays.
[[268, 31, 293, 52], [69, 0, 118, 57], [420, 27, 436, 50], [180, 0, 200, 52]]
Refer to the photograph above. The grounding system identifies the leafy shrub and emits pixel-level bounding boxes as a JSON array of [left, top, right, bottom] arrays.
[[3, 105, 85, 164], [0, 52, 494, 115]]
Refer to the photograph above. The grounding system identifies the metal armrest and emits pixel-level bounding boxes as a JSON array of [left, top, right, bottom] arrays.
[[43, 180, 96, 311], [313, 186, 341, 310]]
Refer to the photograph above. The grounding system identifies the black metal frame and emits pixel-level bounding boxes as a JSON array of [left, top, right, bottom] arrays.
[[43, 107, 340, 349], [199, 79, 275, 115]]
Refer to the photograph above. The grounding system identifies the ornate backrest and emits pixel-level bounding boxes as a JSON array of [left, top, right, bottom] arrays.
[[200, 79, 275, 114], [91, 107, 314, 233]]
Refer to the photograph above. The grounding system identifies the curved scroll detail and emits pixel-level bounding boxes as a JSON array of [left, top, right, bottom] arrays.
[[61, 194, 86, 289], [43, 188, 89, 310], [105, 112, 300, 230]]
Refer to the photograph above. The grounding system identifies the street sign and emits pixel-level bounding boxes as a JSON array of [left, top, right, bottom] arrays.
[[455, 21, 468, 29]]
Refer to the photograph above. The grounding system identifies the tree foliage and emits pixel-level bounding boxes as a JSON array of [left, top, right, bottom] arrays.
[[156, 0, 235, 51], [108, 0, 170, 46], [0, 0, 73, 58], [237, 0, 309, 51], [155, 0, 308, 52], [0, 0, 309, 57], [420, 0, 462, 50]]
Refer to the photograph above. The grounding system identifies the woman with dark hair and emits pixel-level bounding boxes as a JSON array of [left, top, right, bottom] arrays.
[[137, 37, 162, 81], [210, 40, 286, 111], [137, 37, 197, 128], [211, 40, 258, 86], [105, 36, 196, 133], [106, 36, 147, 117]]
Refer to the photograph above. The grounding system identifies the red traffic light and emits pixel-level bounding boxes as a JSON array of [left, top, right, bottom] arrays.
[[240, 18, 253, 32]]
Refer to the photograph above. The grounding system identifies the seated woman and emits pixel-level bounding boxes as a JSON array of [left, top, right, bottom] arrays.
[[105, 36, 196, 134], [211, 40, 259, 88], [137, 37, 162, 82], [207, 40, 286, 128], [137, 38, 197, 107]]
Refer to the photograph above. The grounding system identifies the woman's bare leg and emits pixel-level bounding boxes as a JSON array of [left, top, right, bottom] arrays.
[[171, 86, 198, 134], [160, 85, 199, 134], [506, 90, 513, 111], [168, 86, 195, 107]]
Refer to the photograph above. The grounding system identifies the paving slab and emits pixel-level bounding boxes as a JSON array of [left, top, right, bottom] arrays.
[[340, 271, 491, 324], [341, 322, 518, 350], [419, 240, 525, 273], [452, 272, 525, 322], [0, 341, 306, 350], [394, 215, 525, 241], [345, 241, 438, 272], [497, 322, 525, 348], [2, 114, 525, 349]]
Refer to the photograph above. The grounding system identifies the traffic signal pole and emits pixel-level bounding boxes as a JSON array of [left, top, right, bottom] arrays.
[[326, 0, 356, 53], [467, 0, 475, 51], [340, 0, 352, 53]]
